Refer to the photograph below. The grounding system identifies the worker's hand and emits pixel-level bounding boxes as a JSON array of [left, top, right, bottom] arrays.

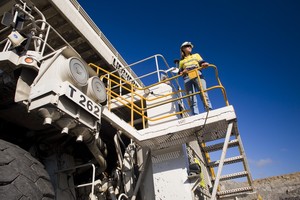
[[200, 62, 209, 68], [180, 68, 188, 75]]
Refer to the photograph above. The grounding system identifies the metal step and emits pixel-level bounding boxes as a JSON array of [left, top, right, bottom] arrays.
[[202, 139, 239, 153], [218, 171, 249, 181], [208, 155, 244, 168], [217, 186, 253, 197]]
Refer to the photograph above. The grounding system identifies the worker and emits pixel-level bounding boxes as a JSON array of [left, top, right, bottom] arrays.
[[178, 41, 212, 115]]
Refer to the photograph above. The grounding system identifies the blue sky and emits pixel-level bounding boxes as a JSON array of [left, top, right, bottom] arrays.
[[77, 0, 300, 180]]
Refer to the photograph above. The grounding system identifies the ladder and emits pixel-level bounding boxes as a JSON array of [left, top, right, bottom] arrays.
[[199, 120, 255, 199]]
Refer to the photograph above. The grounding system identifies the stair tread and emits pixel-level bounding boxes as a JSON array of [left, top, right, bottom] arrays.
[[203, 139, 239, 152], [217, 186, 253, 196], [219, 171, 249, 181], [208, 155, 244, 167]]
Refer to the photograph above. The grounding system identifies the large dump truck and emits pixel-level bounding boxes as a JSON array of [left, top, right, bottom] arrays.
[[0, 0, 258, 199]]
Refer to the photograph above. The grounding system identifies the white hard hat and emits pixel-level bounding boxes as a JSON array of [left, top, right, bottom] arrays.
[[180, 41, 193, 49]]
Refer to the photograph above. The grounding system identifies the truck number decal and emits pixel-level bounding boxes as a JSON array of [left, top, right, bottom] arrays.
[[66, 84, 101, 118], [78, 93, 100, 116]]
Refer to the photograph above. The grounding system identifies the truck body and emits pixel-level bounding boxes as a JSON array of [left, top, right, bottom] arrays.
[[0, 0, 257, 199]]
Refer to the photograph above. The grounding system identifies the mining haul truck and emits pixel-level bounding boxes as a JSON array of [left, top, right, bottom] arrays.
[[0, 0, 258, 200]]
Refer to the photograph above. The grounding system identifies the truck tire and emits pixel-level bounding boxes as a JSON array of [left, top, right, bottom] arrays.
[[0, 139, 55, 200]]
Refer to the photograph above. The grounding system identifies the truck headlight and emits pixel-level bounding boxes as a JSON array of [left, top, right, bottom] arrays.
[[61, 57, 89, 87], [87, 76, 107, 103]]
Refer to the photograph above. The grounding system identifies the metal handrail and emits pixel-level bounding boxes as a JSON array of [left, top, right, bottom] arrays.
[[1, 18, 75, 58], [89, 62, 229, 129]]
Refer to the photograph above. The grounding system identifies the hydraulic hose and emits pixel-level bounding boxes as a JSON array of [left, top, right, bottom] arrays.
[[85, 138, 107, 173]]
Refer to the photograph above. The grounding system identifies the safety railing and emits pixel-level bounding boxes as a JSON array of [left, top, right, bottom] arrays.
[[184, 65, 229, 109], [89, 55, 229, 129], [1, 19, 75, 57], [1, 0, 75, 59], [89, 62, 186, 128]]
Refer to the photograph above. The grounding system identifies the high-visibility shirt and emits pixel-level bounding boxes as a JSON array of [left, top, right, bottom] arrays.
[[179, 53, 204, 71], [194, 158, 206, 188]]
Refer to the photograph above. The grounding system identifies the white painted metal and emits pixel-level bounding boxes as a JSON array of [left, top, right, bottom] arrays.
[[152, 145, 194, 200], [147, 83, 179, 127], [50, 0, 142, 87], [102, 105, 236, 146]]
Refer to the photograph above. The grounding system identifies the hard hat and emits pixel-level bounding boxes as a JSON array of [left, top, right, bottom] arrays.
[[180, 41, 193, 49]]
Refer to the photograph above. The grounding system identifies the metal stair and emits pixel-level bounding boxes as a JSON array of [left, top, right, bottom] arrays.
[[218, 171, 249, 181], [199, 121, 256, 199]]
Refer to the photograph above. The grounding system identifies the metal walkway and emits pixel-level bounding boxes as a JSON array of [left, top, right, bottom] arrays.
[[102, 105, 256, 199]]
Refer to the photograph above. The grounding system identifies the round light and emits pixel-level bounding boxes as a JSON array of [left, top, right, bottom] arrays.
[[61, 57, 89, 86], [24, 57, 34, 63], [87, 76, 107, 103]]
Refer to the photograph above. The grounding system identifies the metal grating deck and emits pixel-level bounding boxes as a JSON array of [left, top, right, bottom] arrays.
[[102, 105, 237, 151]]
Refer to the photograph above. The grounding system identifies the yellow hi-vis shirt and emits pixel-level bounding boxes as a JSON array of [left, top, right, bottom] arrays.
[[194, 158, 206, 188], [179, 53, 203, 71]]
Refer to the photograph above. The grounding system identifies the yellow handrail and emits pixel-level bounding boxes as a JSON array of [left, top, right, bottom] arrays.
[[88, 62, 229, 129]]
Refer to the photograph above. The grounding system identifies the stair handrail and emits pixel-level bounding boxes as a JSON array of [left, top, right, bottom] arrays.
[[89, 61, 230, 129]]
